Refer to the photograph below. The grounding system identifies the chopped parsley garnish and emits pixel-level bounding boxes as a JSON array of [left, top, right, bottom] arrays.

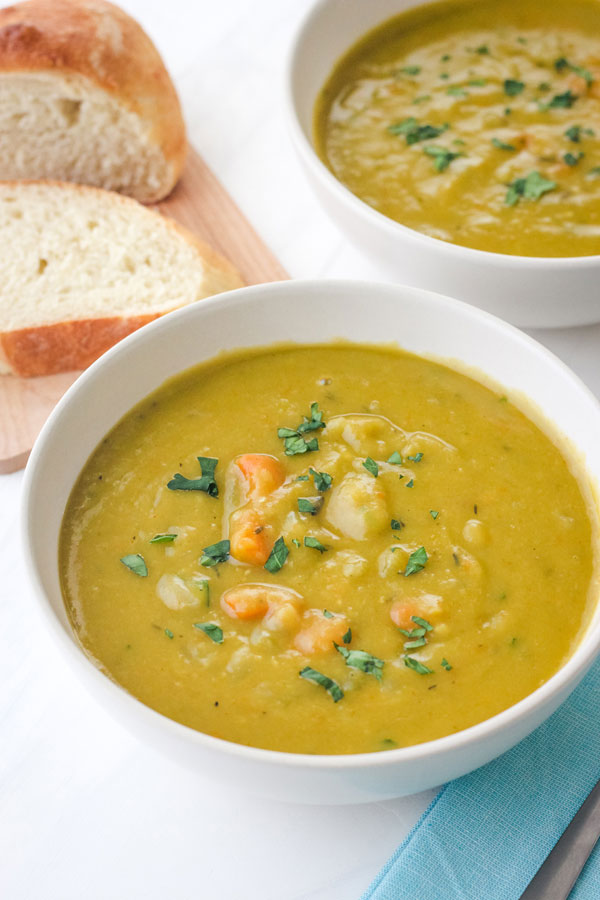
[[398, 625, 427, 639], [412, 94, 431, 105], [404, 657, 434, 675], [430, 509, 439, 519], [298, 496, 323, 516], [412, 616, 433, 632], [424, 145, 461, 172], [387, 451, 403, 465], [335, 644, 384, 681], [278, 403, 324, 455], [407, 452, 423, 462], [296, 474, 309, 482], [564, 125, 594, 142], [323, 609, 334, 619], [388, 117, 449, 144], [554, 57, 593, 84], [589, 166, 600, 177], [441, 53, 451, 61], [304, 535, 327, 553], [400, 64, 421, 75], [193, 622, 224, 643], [200, 539, 230, 568], [564, 151, 584, 166], [440, 72, 450, 79], [363, 456, 379, 477], [492, 137, 516, 151], [120, 553, 148, 576], [405, 479, 414, 488], [469, 78, 487, 86], [441, 658, 453, 671], [299, 666, 343, 702], [309, 467, 332, 492], [404, 546, 428, 576], [548, 90, 577, 109], [505, 171, 556, 206], [475, 45, 489, 54], [391, 518, 404, 531], [167, 456, 219, 497], [342, 628, 352, 644], [447, 86, 467, 97], [264, 536, 289, 573], [504, 79, 524, 96], [404, 637, 427, 649], [292, 538, 301, 548], [164, 628, 174, 639], [193, 578, 211, 606], [149, 532, 178, 544]]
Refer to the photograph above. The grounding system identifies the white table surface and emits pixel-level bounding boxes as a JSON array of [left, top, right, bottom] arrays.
[[2, 1, 600, 897]]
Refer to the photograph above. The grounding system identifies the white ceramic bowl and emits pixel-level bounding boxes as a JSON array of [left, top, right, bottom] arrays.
[[286, 0, 600, 329], [23, 280, 600, 804]]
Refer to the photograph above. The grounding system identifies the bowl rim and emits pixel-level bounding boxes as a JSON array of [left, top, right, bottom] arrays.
[[22, 277, 600, 771], [284, 0, 600, 269]]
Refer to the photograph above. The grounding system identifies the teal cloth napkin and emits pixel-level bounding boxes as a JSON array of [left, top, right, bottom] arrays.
[[361, 659, 600, 900]]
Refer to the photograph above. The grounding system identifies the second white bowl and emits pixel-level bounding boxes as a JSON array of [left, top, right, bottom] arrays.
[[286, 0, 600, 328]]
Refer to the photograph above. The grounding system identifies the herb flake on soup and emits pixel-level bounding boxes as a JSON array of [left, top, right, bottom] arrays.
[[314, 0, 600, 257], [59, 344, 596, 755]]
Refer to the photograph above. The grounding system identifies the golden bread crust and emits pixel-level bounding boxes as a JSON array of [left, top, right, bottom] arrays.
[[0, 0, 187, 199]]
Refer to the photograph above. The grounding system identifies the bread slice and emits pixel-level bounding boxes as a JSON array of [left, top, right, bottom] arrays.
[[0, 0, 186, 202], [0, 181, 244, 377]]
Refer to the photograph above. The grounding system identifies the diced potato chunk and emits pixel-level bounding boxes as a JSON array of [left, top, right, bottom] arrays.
[[325, 471, 389, 540]]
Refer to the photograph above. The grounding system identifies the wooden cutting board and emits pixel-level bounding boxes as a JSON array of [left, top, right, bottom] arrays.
[[0, 148, 288, 474]]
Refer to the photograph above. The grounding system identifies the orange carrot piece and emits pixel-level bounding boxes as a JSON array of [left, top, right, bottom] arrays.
[[229, 507, 272, 566], [236, 454, 285, 499]]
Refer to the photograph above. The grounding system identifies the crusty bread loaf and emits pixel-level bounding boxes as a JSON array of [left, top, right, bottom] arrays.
[[0, 181, 243, 377], [0, 0, 186, 202]]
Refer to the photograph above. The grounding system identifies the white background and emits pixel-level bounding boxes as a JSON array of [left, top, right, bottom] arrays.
[[2, 1, 600, 898]]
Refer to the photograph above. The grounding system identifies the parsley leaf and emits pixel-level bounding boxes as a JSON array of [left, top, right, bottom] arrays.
[[149, 533, 178, 544], [342, 627, 352, 644], [505, 171, 556, 206], [193, 578, 210, 606], [200, 539, 230, 568], [548, 90, 577, 108], [554, 57, 593, 84], [167, 456, 219, 497], [363, 456, 379, 477], [298, 496, 323, 515], [504, 79, 524, 96], [430, 509, 439, 519], [120, 553, 148, 577], [407, 452, 423, 462], [304, 536, 327, 553], [193, 622, 224, 643], [447, 86, 468, 97], [388, 451, 403, 465], [412, 616, 433, 632], [424, 145, 461, 171], [277, 404, 324, 455], [406, 479, 414, 488], [441, 657, 453, 671], [565, 125, 582, 142], [404, 546, 428, 576], [391, 518, 404, 531], [299, 666, 343, 702], [404, 657, 434, 675], [335, 644, 385, 681], [400, 64, 421, 75], [264, 536, 289, 573], [323, 609, 334, 619], [388, 117, 449, 144], [164, 629, 174, 639], [564, 151, 584, 166], [309, 467, 333, 492], [492, 137, 516, 151]]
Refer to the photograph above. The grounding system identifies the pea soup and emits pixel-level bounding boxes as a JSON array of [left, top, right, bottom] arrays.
[[314, 0, 600, 257], [60, 344, 597, 754]]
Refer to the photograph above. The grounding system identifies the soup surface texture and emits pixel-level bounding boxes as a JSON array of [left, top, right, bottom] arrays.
[[60, 344, 595, 755], [314, 0, 600, 257]]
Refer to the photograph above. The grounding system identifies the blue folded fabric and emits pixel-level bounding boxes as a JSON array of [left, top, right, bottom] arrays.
[[361, 659, 600, 900]]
